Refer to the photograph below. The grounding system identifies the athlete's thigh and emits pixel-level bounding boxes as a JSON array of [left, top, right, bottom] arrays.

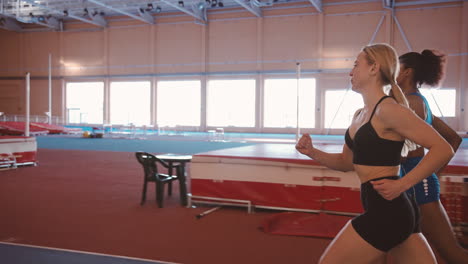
[[420, 201, 456, 245], [388, 233, 436, 264], [320, 221, 385, 264], [420, 201, 468, 263]]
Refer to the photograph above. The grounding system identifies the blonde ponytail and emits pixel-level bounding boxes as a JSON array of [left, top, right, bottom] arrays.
[[389, 82, 409, 108], [390, 81, 418, 156], [363, 44, 418, 156]]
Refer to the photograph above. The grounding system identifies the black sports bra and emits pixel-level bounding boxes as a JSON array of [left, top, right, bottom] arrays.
[[345, 96, 404, 166]]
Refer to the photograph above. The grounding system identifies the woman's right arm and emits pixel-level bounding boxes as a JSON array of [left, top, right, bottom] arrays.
[[372, 104, 454, 200], [296, 134, 354, 172]]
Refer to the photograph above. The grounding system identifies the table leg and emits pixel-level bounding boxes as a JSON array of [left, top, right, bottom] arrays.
[[178, 163, 188, 206], [168, 162, 173, 196]]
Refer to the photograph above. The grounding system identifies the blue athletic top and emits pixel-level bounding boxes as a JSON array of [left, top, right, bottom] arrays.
[[345, 96, 404, 166], [400, 92, 439, 205], [409, 92, 432, 125]]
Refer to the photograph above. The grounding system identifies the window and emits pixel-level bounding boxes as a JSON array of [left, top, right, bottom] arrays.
[[324, 89, 363, 129], [66, 82, 104, 124], [157, 80, 201, 126], [110, 81, 151, 126], [263, 78, 316, 128], [419, 88, 456, 117], [207, 79, 256, 127]]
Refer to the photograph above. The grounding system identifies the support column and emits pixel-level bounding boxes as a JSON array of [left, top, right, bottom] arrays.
[[200, 23, 208, 132], [316, 13, 324, 134], [150, 24, 156, 127], [256, 17, 263, 133], [103, 28, 110, 125], [460, 3, 468, 131]]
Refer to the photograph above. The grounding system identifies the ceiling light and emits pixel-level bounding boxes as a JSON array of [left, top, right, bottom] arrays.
[[178, 1, 184, 7]]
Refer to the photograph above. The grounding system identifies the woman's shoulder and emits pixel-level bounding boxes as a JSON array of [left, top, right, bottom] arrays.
[[375, 98, 418, 132], [406, 93, 425, 106], [376, 98, 412, 121], [405, 94, 426, 119]]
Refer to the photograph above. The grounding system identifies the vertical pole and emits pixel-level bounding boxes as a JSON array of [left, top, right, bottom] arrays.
[[48, 53, 52, 124], [296, 62, 301, 141], [25, 72, 30, 137]]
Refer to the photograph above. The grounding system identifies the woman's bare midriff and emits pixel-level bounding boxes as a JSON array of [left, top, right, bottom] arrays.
[[354, 164, 400, 183]]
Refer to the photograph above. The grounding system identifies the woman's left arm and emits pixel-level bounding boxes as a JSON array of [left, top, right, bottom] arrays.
[[431, 115, 462, 176], [371, 104, 454, 200]]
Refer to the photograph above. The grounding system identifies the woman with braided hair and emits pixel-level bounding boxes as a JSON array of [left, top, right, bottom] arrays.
[[396, 49, 467, 263]]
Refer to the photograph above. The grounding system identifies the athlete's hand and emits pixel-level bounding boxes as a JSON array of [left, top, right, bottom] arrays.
[[370, 179, 405, 201], [295, 134, 314, 156]]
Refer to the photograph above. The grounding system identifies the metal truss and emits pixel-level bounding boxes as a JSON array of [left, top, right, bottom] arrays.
[[0, 0, 459, 32]]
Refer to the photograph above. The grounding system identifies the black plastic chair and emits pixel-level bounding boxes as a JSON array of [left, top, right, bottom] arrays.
[[135, 151, 180, 208]]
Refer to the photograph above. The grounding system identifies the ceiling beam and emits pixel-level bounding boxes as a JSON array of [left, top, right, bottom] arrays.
[[34, 16, 61, 30], [1, 7, 59, 31], [308, 0, 322, 13], [1, 1, 60, 31], [22, 0, 107, 28], [232, 0, 262, 17], [161, 0, 206, 23], [86, 0, 154, 24], [0, 16, 22, 31], [67, 12, 107, 27], [138, 8, 155, 23]]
